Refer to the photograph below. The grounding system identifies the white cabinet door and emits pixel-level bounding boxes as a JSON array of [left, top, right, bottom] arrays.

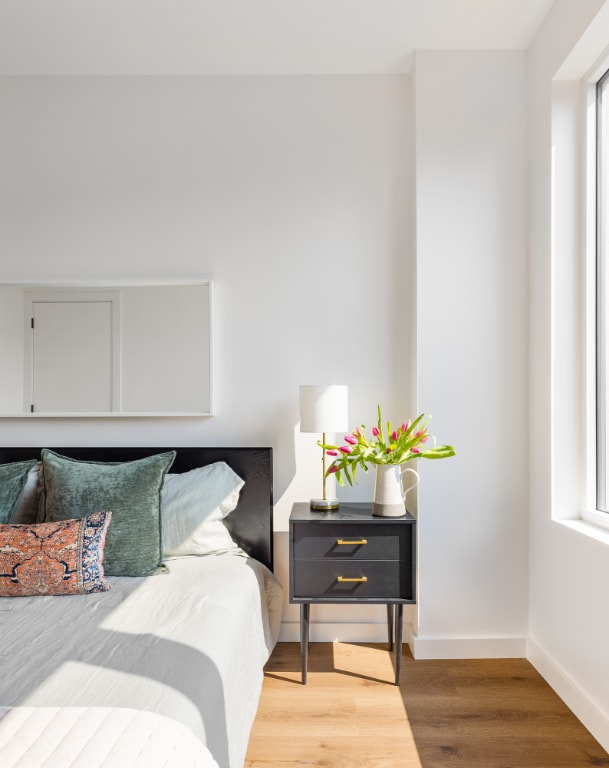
[[28, 298, 117, 413]]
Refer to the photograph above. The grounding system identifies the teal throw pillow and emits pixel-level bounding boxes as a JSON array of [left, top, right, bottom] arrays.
[[40, 450, 176, 577], [0, 460, 38, 525]]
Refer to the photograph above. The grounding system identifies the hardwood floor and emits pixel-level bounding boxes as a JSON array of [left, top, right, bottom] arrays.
[[245, 642, 609, 768]]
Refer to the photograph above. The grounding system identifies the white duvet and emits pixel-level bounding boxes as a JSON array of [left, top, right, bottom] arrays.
[[0, 553, 282, 768]]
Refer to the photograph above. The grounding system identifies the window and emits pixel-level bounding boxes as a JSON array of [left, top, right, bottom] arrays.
[[597, 68, 609, 513]]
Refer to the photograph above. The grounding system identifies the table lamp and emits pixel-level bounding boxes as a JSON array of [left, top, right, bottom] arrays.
[[299, 384, 348, 510]]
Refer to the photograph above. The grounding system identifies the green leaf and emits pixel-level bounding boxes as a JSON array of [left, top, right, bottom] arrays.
[[419, 444, 456, 459], [405, 413, 425, 436], [377, 404, 385, 443]]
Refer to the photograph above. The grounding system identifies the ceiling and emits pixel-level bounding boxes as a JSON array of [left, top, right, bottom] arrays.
[[0, 0, 556, 76]]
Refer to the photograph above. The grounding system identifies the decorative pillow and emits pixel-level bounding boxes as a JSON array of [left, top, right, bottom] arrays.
[[161, 462, 244, 557], [10, 462, 41, 524], [40, 450, 176, 577], [0, 459, 38, 525], [0, 511, 111, 597]]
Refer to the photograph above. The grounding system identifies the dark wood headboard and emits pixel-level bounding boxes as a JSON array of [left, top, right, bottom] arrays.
[[0, 446, 274, 572]]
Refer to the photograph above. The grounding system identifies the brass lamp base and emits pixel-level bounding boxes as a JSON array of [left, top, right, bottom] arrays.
[[310, 497, 340, 511]]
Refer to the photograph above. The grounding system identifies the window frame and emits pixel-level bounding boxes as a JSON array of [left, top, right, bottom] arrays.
[[594, 69, 609, 514], [597, 67, 609, 515], [579, 64, 609, 534]]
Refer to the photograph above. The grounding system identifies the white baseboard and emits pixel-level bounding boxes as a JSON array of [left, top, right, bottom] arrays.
[[409, 635, 526, 659], [278, 621, 525, 661], [279, 620, 412, 643], [527, 637, 609, 753], [409, 633, 526, 659]]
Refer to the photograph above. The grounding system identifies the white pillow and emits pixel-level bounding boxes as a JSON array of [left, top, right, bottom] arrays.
[[161, 462, 244, 558]]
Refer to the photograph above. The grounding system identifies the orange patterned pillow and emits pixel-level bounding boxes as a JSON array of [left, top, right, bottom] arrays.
[[0, 511, 111, 597]]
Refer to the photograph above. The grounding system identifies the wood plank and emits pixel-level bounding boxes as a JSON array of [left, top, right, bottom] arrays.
[[245, 643, 609, 768]]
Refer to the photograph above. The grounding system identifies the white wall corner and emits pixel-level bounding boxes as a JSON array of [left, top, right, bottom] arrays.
[[527, 637, 609, 753]]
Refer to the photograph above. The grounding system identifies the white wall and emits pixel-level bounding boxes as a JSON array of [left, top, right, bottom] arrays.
[[412, 51, 529, 657], [527, 0, 609, 752], [0, 74, 413, 639], [0, 61, 535, 655]]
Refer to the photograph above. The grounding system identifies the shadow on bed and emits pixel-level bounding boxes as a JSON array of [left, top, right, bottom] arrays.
[[0, 608, 231, 767]]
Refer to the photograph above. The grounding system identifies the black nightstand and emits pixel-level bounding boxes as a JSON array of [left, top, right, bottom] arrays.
[[289, 501, 416, 685]]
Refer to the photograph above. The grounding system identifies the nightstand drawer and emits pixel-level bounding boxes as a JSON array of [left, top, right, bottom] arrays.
[[292, 559, 409, 600], [292, 523, 407, 561]]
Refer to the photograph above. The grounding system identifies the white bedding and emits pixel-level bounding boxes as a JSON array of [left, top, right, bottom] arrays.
[[0, 706, 218, 768], [0, 553, 282, 768]]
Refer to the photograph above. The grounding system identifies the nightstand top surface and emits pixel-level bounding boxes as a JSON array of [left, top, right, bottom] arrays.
[[290, 501, 416, 523]]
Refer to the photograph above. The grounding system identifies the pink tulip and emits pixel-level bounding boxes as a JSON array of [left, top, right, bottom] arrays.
[[354, 427, 362, 436], [340, 446, 352, 454], [415, 430, 425, 438], [372, 427, 380, 437], [402, 422, 409, 432], [386, 447, 392, 454], [411, 447, 421, 454], [344, 435, 358, 445], [391, 431, 398, 441], [326, 450, 338, 456], [328, 465, 339, 474]]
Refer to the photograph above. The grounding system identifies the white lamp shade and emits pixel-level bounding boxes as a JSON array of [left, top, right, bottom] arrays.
[[299, 385, 348, 434]]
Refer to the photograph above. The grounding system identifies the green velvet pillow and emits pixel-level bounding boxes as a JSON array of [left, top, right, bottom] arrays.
[[0, 460, 38, 525], [39, 450, 176, 577]]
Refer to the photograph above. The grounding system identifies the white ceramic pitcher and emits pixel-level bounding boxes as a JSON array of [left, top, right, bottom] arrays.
[[372, 464, 419, 517]]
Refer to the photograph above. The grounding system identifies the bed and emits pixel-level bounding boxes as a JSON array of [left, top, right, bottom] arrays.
[[0, 447, 282, 768]]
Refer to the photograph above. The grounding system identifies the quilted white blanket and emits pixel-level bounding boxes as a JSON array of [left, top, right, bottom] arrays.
[[0, 707, 218, 768], [0, 553, 282, 768]]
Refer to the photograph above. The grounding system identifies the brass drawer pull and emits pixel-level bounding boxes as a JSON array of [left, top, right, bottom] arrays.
[[337, 538, 367, 546], [337, 576, 368, 583]]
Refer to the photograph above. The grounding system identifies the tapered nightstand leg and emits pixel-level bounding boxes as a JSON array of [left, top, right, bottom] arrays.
[[394, 604, 403, 685], [387, 604, 394, 651], [300, 603, 310, 685]]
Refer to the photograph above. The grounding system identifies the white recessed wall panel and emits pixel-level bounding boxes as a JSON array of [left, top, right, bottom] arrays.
[[30, 297, 115, 413], [120, 284, 211, 414]]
